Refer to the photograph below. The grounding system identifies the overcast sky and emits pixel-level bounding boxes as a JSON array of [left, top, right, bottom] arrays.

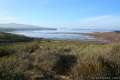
[[0, 0, 120, 29]]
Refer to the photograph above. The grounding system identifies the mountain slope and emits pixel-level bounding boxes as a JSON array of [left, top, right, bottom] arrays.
[[0, 23, 57, 32], [0, 32, 34, 44]]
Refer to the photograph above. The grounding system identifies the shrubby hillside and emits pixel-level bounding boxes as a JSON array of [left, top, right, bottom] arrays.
[[0, 33, 120, 80]]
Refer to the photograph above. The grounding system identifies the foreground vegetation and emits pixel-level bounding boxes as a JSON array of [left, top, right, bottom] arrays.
[[0, 32, 120, 80]]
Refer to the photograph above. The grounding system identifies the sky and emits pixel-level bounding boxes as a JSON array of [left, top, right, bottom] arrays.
[[0, 0, 120, 29]]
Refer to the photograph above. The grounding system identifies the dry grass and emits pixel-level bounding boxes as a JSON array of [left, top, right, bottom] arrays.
[[0, 31, 120, 80], [0, 40, 120, 80]]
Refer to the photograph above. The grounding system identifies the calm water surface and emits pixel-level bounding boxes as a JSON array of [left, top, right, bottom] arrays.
[[9, 29, 114, 41]]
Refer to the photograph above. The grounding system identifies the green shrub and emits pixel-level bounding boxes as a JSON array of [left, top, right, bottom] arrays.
[[0, 70, 25, 80], [0, 46, 15, 57], [0, 56, 26, 80], [53, 54, 77, 75]]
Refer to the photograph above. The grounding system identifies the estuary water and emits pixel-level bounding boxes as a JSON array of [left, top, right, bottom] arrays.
[[9, 29, 113, 41]]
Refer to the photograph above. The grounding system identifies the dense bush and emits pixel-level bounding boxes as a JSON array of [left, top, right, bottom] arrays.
[[53, 54, 77, 75], [0, 56, 26, 80], [0, 46, 15, 57], [0, 70, 25, 80]]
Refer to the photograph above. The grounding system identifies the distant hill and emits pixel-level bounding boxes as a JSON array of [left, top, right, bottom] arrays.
[[114, 30, 120, 33], [0, 32, 34, 44], [0, 23, 57, 32]]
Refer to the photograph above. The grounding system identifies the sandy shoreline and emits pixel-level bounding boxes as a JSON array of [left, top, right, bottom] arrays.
[[50, 31, 120, 43], [85, 32, 120, 43]]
